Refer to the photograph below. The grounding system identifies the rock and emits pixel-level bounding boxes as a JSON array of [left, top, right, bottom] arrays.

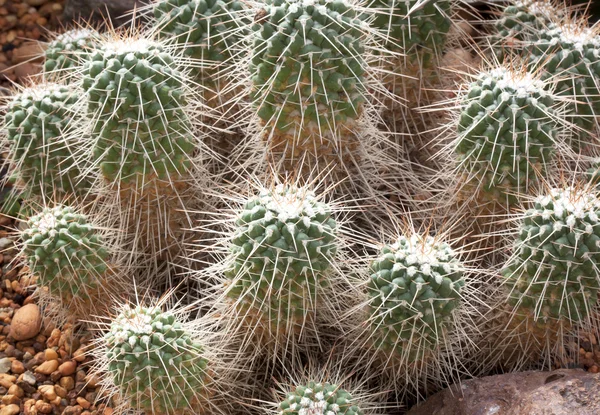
[[0, 374, 16, 389], [14, 62, 41, 82], [9, 304, 42, 341], [35, 400, 52, 414], [11, 43, 44, 64], [77, 397, 91, 409], [59, 376, 74, 391], [44, 348, 58, 361], [0, 404, 20, 415], [0, 357, 11, 373], [10, 360, 24, 374], [35, 359, 58, 375], [39, 385, 57, 401], [407, 369, 600, 415], [21, 371, 36, 386], [58, 360, 76, 376], [63, 0, 146, 27]]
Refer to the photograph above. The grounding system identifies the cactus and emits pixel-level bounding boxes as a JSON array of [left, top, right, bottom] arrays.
[[278, 382, 364, 415], [452, 66, 559, 207], [223, 184, 338, 341], [249, 0, 369, 171], [21, 205, 117, 316], [366, 233, 465, 365], [103, 304, 213, 414], [3, 83, 91, 199], [44, 28, 100, 76]]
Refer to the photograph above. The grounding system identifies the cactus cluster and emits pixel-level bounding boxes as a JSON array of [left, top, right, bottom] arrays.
[[5, 0, 600, 413]]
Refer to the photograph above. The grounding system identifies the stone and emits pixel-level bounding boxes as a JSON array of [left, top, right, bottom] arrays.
[[59, 376, 74, 391], [43, 349, 58, 361], [14, 62, 41, 82], [63, 0, 145, 27], [39, 385, 57, 401], [0, 357, 10, 373], [58, 360, 76, 376], [407, 369, 600, 415], [10, 360, 24, 374], [9, 304, 41, 341], [7, 384, 23, 398], [21, 371, 36, 386], [0, 374, 16, 388], [0, 404, 20, 415], [35, 400, 52, 414], [76, 397, 90, 409], [35, 359, 58, 375], [11, 42, 44, 64]]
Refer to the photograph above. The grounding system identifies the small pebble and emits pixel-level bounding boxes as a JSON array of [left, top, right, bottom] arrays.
[[58, 360, 76, 376], [0, 356, 10, 373], [35, 359, 58, 375], [21, 370, 36, 385], [77, 396, 91, 409], [34, 399, 53, 414], [0, 404, 19, 415], [10, 359, 24, 374], [9, 304, 41, 341]]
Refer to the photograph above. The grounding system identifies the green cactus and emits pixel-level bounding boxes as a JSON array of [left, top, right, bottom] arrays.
[[4, 84, 90, 198], [367, 234, 465, 364], [82, 38, 195, 188], [528, 22, 600, 149], [44, 28, 100, 75], [455, 67, 557, 206], [249, 0, 367, 167], [21, 205, 111, 314], [278, 381, 364, 415], [104, 304, 211, 414], [502, 187, 600, 326], [225, 184, 338, 338]]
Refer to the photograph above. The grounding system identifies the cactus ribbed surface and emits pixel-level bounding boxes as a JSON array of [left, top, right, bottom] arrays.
[[105, 305, 211, 414], [250, 0, 366, 167], [44, 28, 99, 74], [225, 185, 337, 337], [367, 234, 464, 363], [4, 84, 89, 198], [456, 67, 557, 206], [502, 188, 600, 326], [278, 382, 364, 415]]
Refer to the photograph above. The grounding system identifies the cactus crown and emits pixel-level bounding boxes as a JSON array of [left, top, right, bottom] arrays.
[[367, 234, 465, 363], [455, 67, 557, 205], [278, 381, 364, 415], [44, 28, 99, 74], [82, 37, 195, 185], [225, 184, 338, 333], [22, 206, 109, 300], [502, 187, 600, 324], [104, 304, 210, 413]]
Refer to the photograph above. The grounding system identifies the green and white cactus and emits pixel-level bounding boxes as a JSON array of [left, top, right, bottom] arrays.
[[277, 382, 364, 415], [103, 304, 213, 414], [3, 84, 91, 199], [44, 28, 100, 76], [453, 67, 559, 207], [366, 233, 465, 364]]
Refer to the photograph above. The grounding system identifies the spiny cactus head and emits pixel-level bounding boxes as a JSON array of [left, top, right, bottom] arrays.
[[44, 28, 100, 75], [367, 233, 465, 363], [82, 36, 195, 185], [225, 183, 338, 335], [104, 304, 211, 414], [4, 83, 88, 197], [502, 186, 600, 325], [455, 66, 558, 206], [21, 205, 109, 300], [493, 0, 560, 47], [278, 382, 364, 415]]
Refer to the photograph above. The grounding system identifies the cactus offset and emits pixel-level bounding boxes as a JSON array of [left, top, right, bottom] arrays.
[[44, 28, 100, 76]]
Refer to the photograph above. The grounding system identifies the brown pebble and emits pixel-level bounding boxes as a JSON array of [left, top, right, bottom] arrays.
[[0, 373, 16, 388], [0, 404, 20, 415], [58, 360, 76, 376], [14, 62, 41, 82], [77, 397, 91, 409], [35, 399, 53, 414], [10, 42, 44, 64], [23, 399, 35, 415], [103, 407, 113, 415], [55, 384, 67, 398], [59, 376, 74, 391], [39, 384, 57, 401], [9, 304, 42, 341], [63, 406, 83, 415], [72, 348, 85, 362], [84, 373, 99, 388], [35, 359, 58, 375], [7, 384, 23, 398], [1, 394, 20, 405], [10, 359, 24, 374], [590, 365, 599, 373], [43, 348, 58, 361]]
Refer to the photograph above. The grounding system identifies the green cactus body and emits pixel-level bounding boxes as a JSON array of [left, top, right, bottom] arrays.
[[367, 234, 465, 364], [278, 382, 364, 415], [4, 84, 89, 198], [44, 29, 100, 75], [529, 24, 600, 148], [22, 206, 111, 312], [82, 39, 195, 190], [225, 185, 337, 338], [105, 305, 210, 414], [502, 187, 600, 327], [250, 0, 366, 168], [456, 67, 557, 206]]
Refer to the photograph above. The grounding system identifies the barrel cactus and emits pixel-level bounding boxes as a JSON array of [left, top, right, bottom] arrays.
[[277, 381, 364, 415], [103, 304, 213, 414], [3, 83, 91, 199], [453, 66, 558, 207], [249, 0, 368, 171], [21, 205, 115, 316], [366, 233, 465, 365], [223, 184, 338, 344], [44, 28, 100, 76]]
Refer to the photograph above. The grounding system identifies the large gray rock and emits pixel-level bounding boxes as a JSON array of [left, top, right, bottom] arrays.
[[63, 0, 147, 27], [407, 369, 600, 415]]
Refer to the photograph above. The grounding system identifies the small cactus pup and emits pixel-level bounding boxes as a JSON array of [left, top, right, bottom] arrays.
[[44, 28, 101, 79], [248, 0, 383, 176], [150, 0, 250, 114], [443, 65, 563, 211], [82, 33, 206, 259], [19, 205, 124, 318], [204, 181, 351, 361], [2, 83, 93, 201], [528, 19, 600, 150], [96, 298, 235, 415], [276, 382, 364, 415]]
